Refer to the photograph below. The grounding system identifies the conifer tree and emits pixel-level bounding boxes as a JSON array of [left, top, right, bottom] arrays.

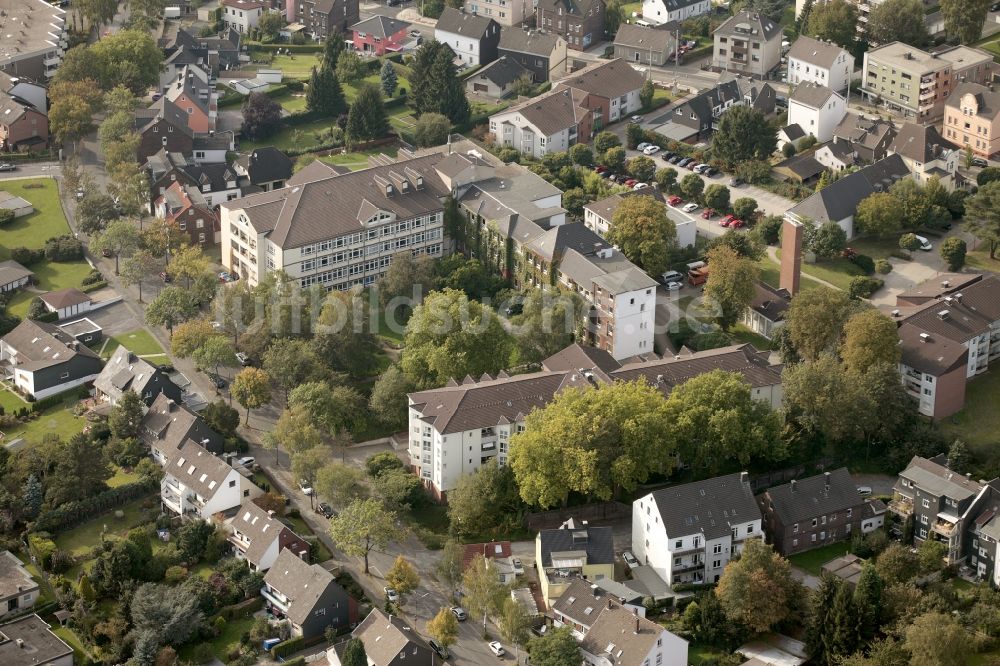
[[323, 31, 346, 71], [307, 65, 346, 116], [853, 561, 884, 642], [22, 474, 41, 519], [346, 83, 389, 143], [380, 60, 398, 98]]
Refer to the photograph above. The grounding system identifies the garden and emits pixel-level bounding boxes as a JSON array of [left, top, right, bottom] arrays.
[[99, 328, 170, 366]]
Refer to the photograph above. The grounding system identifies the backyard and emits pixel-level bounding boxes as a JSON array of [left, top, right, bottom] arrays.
[[99, 328, 169, 365], [756, 255, 821, 293], [0, 389, 88, 447], [940, 369, 1000, 456], [788, 542, 855, 576], [774, 248, 864, 291]]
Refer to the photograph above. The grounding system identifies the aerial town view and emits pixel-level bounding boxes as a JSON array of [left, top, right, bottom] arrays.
[[2, 0, 1000, 663]]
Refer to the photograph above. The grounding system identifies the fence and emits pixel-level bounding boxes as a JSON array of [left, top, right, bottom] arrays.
[[524, 501, 632, 531]]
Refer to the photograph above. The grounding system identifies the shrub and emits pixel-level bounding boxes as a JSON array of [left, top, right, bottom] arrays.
[[81, 270, 104, 286], [165, 565, 188, 584], [10, 247, 44, 265], [939, 237, 967, 271], [496, 148, 520, 163], [0, 209, 14, 226], [49, 549, 75, 574], [890, 249, 911, 261], [875, 258, 892, 274], [849, 276, 884, 300], [44, 235, 84, 262], [899, 233, 922, 252], [213, 615, 227, 637], [270, 636, 306, 659], [850, 253, 875, 275], [26, 297, 48, 320], [190, 643, 215, 664]]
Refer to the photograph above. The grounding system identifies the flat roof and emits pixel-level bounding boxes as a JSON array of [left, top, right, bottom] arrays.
[[0, 0, 66, 64], [0, 614, 73, 666]]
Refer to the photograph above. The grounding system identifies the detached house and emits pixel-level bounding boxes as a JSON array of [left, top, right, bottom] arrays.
[[712, 11, 782, 78], [613, 23, 679, 68], [143, 392, 226, 458], [349, 16, 411, 57], [535, 0, 605, 51], [787, 35, 853, 93], [94, 345, 183, 407], [888, 122, 958, 189], [262, 548, 356, 639], [943, 82, 1000, 159], [159, 438, 262, 519], [233, 147, 294, 192], [466, 57, 532, 99], [154, 181, 221, 245], [228, 499, 311, 572], [787, 82, 846, 143], [0, 320, 103, 399], [435, 8, 501, 67], [498, 29, 568, 83], [632, 472, 762, 587], [555, 59, 645, 129], [759, 468, 886, 556], [0, 89, 48, 154], [329, 608, 436, 666], [579, 604, 688, 666], [641, 0, 709, 25], [221, 0, 270, 33], [536, 518, 615, 607], [0, 551, 39, 619], [489, 87, 593, 158]]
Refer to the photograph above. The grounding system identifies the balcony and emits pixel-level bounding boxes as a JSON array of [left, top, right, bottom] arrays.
[[43, 55, 62, 68], [888, 494, 914, 517], [919, 90, 935, 101], [673, 561, 705, 575], [162, 490, 183, 515], [261, 586, 291, 613], [931, 518, 958, 538]]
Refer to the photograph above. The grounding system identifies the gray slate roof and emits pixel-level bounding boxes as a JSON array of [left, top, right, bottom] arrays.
[[164, 438, 240, 501], [762, 468, 864, 524], [580, 604, 679, 666], [234, 147, 294, 186], [499, 29, 561, 56], [790, 81, 838, 109], [470, 56, 531, 87], [556, 58, 645, 101], [0, 260, 33, 288], [949, 82, 1000, 119], [713, 10, 781, 41], [94, 345, 170, 402], [787, 153, 910, 223], [787, 35, 848, 69], [897, 455, 984, 501], [231, 500, 306, 567], [263, 548, 343, 625], [141, 392, 217, 453], [648, 472, 760, 540], [889, 122, 951, 163], [614, 22, 678, 52], [435, 7, 496, 38], [537, 518, 615, 568], [0, 319, 100, 371], [349, 608, 436, 666], [350, 15, 411, 39]]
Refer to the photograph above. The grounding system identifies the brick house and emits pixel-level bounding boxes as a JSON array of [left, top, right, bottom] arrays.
[[154, 181, 220, 245], [134, 98, 195, 163], [535, 0, 605, 51], [349, 16, 411, 56]]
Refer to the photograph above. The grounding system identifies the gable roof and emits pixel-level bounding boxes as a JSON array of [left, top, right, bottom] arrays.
[[787, 35, 848, 69], [832, 114, 896, 151], [538, 518, 615, 568], [671, 77, 748, 127], [541, 342, 621, 381], [462, 541, 512, 569], [499, 29, 561, 56], [790, 81, 839, 109], [350, 608, 436, 666], [135, 97, 194, 137], [141, 392, 215, 454], [556, 59, 645, 100], [949, 82, 1000, 118], [0, 319, 99, 371], [580, 605, 679, 666], [613, 22, 677, 52], [435, 7, 496, 38], [897, 455, 984, 501], [774, 153, 826, 181], [164, 64, 212, 116], [582, 190, 666, 223], [786, 153, 910, 224], [234, 147, 295, 186], [762, 468, 866, 524], [350, 15, 411, 39], [39, 287, 90, 310], [263, 548, 344, 625], [890, 122, 952, 163], [713, 10, 781, 41], [610, 343, 782, 392], [231, 500, 306, 567], [536, 0, 602, 18], [780, 123, 806, 142], [498, 86, 590, 136], [470, 56, 531, 88], [647, 471, 761, 540], [94, 345, 170, 401], [0, 260, 33, 287], [164, 438, 242, 501], [749, 282, 791, 321]]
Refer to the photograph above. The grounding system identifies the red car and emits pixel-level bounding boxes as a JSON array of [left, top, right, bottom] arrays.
[[667, 196, 683, 206], [595, 165, 607, 173], [730, 219, 745, 229], [719, 214, 735, 227], [701, 208, 715, 219], [624, 178, 638, 187]]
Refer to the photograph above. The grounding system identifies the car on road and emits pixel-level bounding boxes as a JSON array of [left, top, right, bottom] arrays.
[[317, 502, 335, 518], [857, 485, 873, 496], [630, 114, 644, 122], [451, 606, 468, 621], [489, 641, 506, 657], [642, 145, 661, 155], [914, 234, 933, 251], [667, 155, 681, 164], [235, 352, 251, 366], [0, 163, 16, 172], [623, 551, 639, 568], [512, 558, 524, 575], [660, 270, 684, 285], [693, 163, 708, 173], [298, 479, 314, 495], [972, 156, 989, 168], [428, 639, 450, 659], [636, 142, 651, 151], [682, 202, 699, 213], [729, 177, 745, 187], [730, 219, 745, 229], [384, 587, 399, 603], [76, 188, 86, 200], [667, 195, 683, 206], [702, 208, 715, 219], [209, 373, 227, 389]]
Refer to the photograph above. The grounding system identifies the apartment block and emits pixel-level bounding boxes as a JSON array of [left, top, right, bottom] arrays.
[[942, 82, 1000, 159], [286, 0, 359, 39], [467, 0, 528, 26], [0, 0, 67, 81], [861, 42, 995, 122], [786, 35, 854, 93], [712, 11, 782, 78], [535, 0, 605, 51], [536, 518, 614, 607]]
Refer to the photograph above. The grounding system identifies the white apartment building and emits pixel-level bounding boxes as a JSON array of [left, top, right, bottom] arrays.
[[640, 0, 710, 25], [434, 8, 501, 66], [632, 472, 763, 586], [468, 0, 527, 26], [787, 35, 854, 93], [489, 87, 589, 158], [158, 439, 262, 520], [584, 192, 697, 249], [787, 82, 847, 143]]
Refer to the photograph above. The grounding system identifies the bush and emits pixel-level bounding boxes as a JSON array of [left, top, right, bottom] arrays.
[[213, 615, 227, 637], [497, 148, 520, 163], [44, 235, 84, 262], [899, 233, 922, 252], [848, 276, 884, 300], [49, 549, 75, 574], [270, 636, 306, 659], [940, 237, 967, 271], [26, 297, 48, 320], [190, 643, 215, 664], [165, 565, 188, 584], [890, 249, 911, 261], [850, 253, 875, 275], [81, 270, 104, 286], [0, 209, 14, 226], [10, 247, 44, 266], [875, 258, 892, 274]]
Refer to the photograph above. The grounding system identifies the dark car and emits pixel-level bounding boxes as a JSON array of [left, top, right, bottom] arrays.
[[317, 502, 335, 518], [101, 248, 113, 258], [972, 157, 989, 168], [667, 155, 681, 164], [209, 374, 227, 389], [728, 177, 745, 187], [428, 639, 450, 659], [0, 163, 16, 172]]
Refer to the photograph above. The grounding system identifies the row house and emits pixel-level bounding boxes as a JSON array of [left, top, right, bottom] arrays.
[[144, 393, 227, 459], [158, 438, 262, 520], [0, 0, 67, 82], [497, 29, 568, 82], [154, 181, 222, 245], [712, 11, 782, 78], [229, 500, 310, 572], [655, 75, 775, 143], [146, 149, 242, 208], [164, 64, 217, 134], [467, 0, 527, 26], [787, 35, 854, 94], [261, 548, 356, 639], [814, 114, 897, 171], [161, 28, 242, 89], [93, 346, 183, 407], [535, 0, 605, 51], [942, 82, 1000, 159], [434, 8, 501, 67], [632, 472, 762, 586]]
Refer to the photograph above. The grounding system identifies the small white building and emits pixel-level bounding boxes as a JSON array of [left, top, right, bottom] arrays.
[[434, 7, 500, 67], [220, 0, 271, 33], [787, 35, 854, 93], [640, 0, 710, 25], [38, 288, 93, 321], [787, 82, 846, 143], [159, 438, 262, 520]]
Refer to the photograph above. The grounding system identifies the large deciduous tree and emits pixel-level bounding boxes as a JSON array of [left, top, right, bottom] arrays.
[[231, 367, 272, 425], [703, 245, 758, 331], [241, 92, 282, 140], [786, 287, 854, 361], [447, 459, 522, 539], [529, 626, 582, 666], [145, 286, 198, 335], [606, 195, 678, 278], [840, 309, 900, 374], [328, 498, 398, 574], [856, 192, 904, 238], [427, 607, 459, 648], [511, 288, 586, 365], [903, 612, 970, 666], [715, 539, 803, 635], [413, 112, 452, 148], [965, 181, 1000, 259], [867, 0, 929, 47], [782, 355, 862, 443], [805, 0, 859, 49], [712, 106, 777, 168]]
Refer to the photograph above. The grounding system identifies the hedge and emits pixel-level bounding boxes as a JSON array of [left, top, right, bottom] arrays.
[[33, 478, 159, 533], [31, 386, 89, 413], [682, 45, 713, 63], [31, 311, 58, 323], [0, 151, 58, 163], [247, 42, 324, 53], [282, 659, 306, 666], [270, 636, 305, 659], [218, 596, 264, 621], [80, 281, 108, 293]]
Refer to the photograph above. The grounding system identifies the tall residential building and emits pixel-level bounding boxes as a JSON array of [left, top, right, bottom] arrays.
[[942, 82, 1000, 159], [467, 0, 529, 26], [711, 11, 782, 78], [0, 0, 67, 81], [535, 0, 606, 51], [286, 0, 359, 39], [861, 42, 995, 122]]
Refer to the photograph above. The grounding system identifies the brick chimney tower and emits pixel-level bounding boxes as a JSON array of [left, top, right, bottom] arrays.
[[780, 218, 803, 296]]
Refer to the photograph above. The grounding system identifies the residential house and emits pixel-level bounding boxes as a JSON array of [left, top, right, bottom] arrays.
[[888, 122, 958, 189], [741, 282, 790, 340], [221, 0, 270, 33], [788, 82, 846, 143], [773, 153, 826, 184], [262, 548, 356, 638], [784, 153, 910, 238], [0, 90, 48, 154], [146, 150, 242, 208], [632, 472, 762, 587], [613, 23, 679, 68], [164, 64, 217, 133], [886, 273, 1000, 419], [498, 29, 568, 83], [134, 98, 196, 163], [94, 346, 183, 407], [579, 603, 688, 666], [641, 0, 710, 25], [535, 0, 605, 51], [0, 0, 67, 82], [328, 608, 435, 666], [536, 518, 615, 608], [489, 87, 593, 158], [786, 35, 853, 93], [435, 8, 501, 67], [463, 541, 518, 583], [758, 468, 886, 556], [192, 133, 234, 164], [0, 71, 48, 116], [285, 0, 359, 39], [161, 28, 243, 89], [0, 614, 73, 666], [37, 288, 91, 321], [654, 76, 775, 142], [228, 501, 311, 572], [467, 0, 527, 26], [349, 16, 411, 56], [942, 82, 1000, 159], [861, 43, 995, 122], [776, 123, 806, 152], [233, 147, 294, 192], [814, 114, 897, 171], [56, 318, 102, 346], [584, 191, 696, 248], [466, 56, 532, 98], [143, 392, 225, 457], [154, 181, 221, 245], [712, 11, 782, 78], [0, 319, 103, 399], [551, 578, 648, 637], [0, 551, 39, 619], [555, 58, 645, 129], [158, 438, 262, 519], [0, 261, 33, 294]]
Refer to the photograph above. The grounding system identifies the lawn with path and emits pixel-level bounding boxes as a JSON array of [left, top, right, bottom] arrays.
[[774, 247, 864, 291], [99, 329, 167, 360], [788, 541, 856, 576]]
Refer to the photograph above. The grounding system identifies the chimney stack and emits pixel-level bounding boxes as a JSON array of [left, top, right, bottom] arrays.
[[740, 471, 749, 485], [780, 219, 803, 296], [824, 472, 830, 490], [790, 479, 797, 493]]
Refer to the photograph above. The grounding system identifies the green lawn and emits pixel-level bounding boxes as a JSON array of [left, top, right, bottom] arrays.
[[107, 466, 140, 488], [51, 624, 94, 665], [0, 386, 27, 414], [54, 494, 158, 558], [789, 542, 857, 576], [178, 614, 256, 662], [730, 324, 774, 350], [99, 329, 166, 360], [775, 248, 864, 291], [940, 369, 1000, 453], [243, 117, 344, 152], [756, 254, 820, 292], [269, 53, 322, 80], [270, 90, 308, 113], [1, 397, 87, 447], [850, 236, 903, 260], [689, 643, 735, 665], [318, 146, 400, 172], [966, 247, 1000, 272]]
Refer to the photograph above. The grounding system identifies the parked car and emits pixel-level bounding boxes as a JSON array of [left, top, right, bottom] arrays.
[[667, 195, 683, 206], [702, 208, 716, 219], [409, 29, 421, 37], [159, 271, 172, 283], [235, 352, 251, 366], [677, 157, 693, 168], [668, 155, 682, 164], [429, 639, 450, 659], [693, 163, 708, 173], [705, 167, 718, 177], [730, 219, 745, 229], [218, 271, 234, 282], [630, 114, 644, 122], [298, 479, 314, 496], [729, 177, 745, 187], [623, 551, 639, 567], [643, 145, 661, 155], [451, 606, 468, 621], [384, 587, 399, 603], [236, 456, 256, 470], [660, 270, 684, 285], [720, 214, 735, 227], [914, 234, 933, 251], [512, 558, 524, 575], [0, 163, 16, 172], [633, 183, 649, 190], [317, 502, 335, 518], [489, 641, 506, 657], [209, 373, 227, 389], [972, 157, 989, 168], [637, 142, 651, 151], [857, 486, 873, 496], [682, 202, 699, 213], [624, 178, 637, 187]]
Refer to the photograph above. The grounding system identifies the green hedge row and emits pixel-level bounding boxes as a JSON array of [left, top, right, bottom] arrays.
[[0, 151, 58, 163], [33, 478, 158, 533], [80, 281, 108, 294], [31, 311, 58, 323], [270, 636, 305, 659], [247, 42, 324, 53], [218, 596, 263, 621], [30, 386, 88, 412], [682, 45, 713, 63]]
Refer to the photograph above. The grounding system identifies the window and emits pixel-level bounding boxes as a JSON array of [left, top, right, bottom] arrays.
[[229, 480, 236, 488], [674, 539, 682, 549]]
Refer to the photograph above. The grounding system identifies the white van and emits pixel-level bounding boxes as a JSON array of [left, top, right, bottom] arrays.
[[635, 19, 653, 27], [914, 235, 933, 251]]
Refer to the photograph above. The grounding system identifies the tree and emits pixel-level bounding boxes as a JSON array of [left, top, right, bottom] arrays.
[[448, 459, 522, 538], [386, 556, 420, 597], [129, 582, 205, 656], [511, 288, 585, 365], [366, 452, 406, 479], [380, 60, 399, 97], [889, 179, 931, 228], [731, 0, 786, 21], [231, 367, 271, 425], [92, 30, 165, 94], [369, 365, 412, 429], [262, 338, 322, 404], [292, 446, 329, 509], [336, 51, 365, 84], [463, 554, 507, 622], [874, 543, 919, 584], [593, 131, 620, 154], [529, 627, 581, 666], [437, 540, 465, 596], [77, 0, 119, 29], [810, 221, 848, 259], [241, 92, 282, 140], [346, 83, 389, 143], [903, 612, 970, 666], [939, 236, 967, 271], [340, 638, 368, 666], [605, 195, 678, 278], [23, 474, 42, 519], [306, 65, 346, 117], [401, 289, 514, 388], [569, 144, 593, 167], [427, 607, 459, 648], [171, 319, 218, 358], [316, 463, 367, 507], [665, 370, 783, 475], [203, 400, 240, 437], [966, 181, 1000, 258], [638, 79, 655, 109], [712, 106, 777, 168], [192, 336, 239, 382], [45, 433, 112, 506], [509, 381, 676, 508], [916, 539, 947, 574], [867, 0, 929, 46], [732, 197, 758, 222], [269, 407, 322, 464], [782, 356, 862, 443], [806, 0, 859, 49], [49, 79, 104, 145], [109, 390, 144, 440], [323, 31, 346, 71], [256, 11, 283, 41], [372, 467, 424, 512], [378, 251, 437, 308], [602, 146, 626, 171], [704, 183, 730, 211], [977, 166, 1000, 187], [290, 381, 364, 450], [841, 309, 900, 374], [656, 167, 678, 191], [119, 249, 156, 303], [497, 597, 531, 649], [786, 287, 853, 361], [627, 156, 656, 182], [703, 245, 758, 331], [413, 112, 451, 147], [947, 439, 971, 472], [409, 41, 469, 123], [680, 173, 705, 203], [145, 286, 197, 335], [713, 230, 763, 261], [854, 561, 884, 642], [76, 192, 120, 235], [714, 539, 802, 635], [328, 498, 398, 574]]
